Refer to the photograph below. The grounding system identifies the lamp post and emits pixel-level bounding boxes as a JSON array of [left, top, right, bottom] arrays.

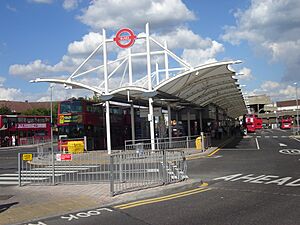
[[50, 84, 55, 185], [294, 82, 299, 134]]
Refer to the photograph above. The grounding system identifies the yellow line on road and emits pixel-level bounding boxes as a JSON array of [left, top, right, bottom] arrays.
[[207, 137, 234, 157], [114, 187, 211, 210]]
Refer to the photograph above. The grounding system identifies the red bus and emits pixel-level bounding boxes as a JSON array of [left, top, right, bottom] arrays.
[[57, 99, 130, 151], [279, 116, 293, 129], [244, 114, 256, 133], [0, 115, 51, 147], [255, 117, 263, 129]]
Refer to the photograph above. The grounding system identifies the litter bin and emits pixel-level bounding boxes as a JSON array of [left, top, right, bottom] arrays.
[[195, 136, 202, 150]]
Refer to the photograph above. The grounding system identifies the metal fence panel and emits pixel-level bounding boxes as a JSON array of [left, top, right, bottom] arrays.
[[110, 149, 187, 196], [18, 149, 111, 186], [18, 147, 188, 197], [125, 134, 211, 152]]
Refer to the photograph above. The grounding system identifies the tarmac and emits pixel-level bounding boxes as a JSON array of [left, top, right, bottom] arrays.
[[0, 138, 228, 225]]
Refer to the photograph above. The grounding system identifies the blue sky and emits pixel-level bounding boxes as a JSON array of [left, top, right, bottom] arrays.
[[0, 0, 299, 102]]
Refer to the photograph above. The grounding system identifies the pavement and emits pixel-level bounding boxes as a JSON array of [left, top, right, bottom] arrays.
[[0, 136, 230, 225]]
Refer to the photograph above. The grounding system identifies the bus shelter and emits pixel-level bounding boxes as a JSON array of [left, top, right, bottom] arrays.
[[30, 23, 247, 153]]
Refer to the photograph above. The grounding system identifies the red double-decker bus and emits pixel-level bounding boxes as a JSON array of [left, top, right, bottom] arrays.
[[57, 99, 130, 151], [244, 114, 256, 133], [255, 117, 263, 129], [0, 115, 51, 147], [279, 116, 293, 129]]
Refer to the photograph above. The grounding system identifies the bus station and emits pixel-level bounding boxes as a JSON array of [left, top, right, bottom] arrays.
[[29, 23, 247, 154]]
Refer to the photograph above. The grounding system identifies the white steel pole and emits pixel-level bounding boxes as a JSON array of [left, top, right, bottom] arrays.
[[103, 28, 111, 154], [50, 84, 55, 185], [146, 23, 155, 151], [156, 62, 159, 86], [131, 103, 135, 143], [187, 109, 191, 137], [168, 104, 172, 144], [199, 110, 203, 132], [128, 48, 133, 85], [164, 41, 169, 80], [295, 82, 299, 134]]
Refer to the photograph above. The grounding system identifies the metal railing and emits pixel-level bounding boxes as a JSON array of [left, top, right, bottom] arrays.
[[18, 148, 188, 196], [18, 136, 58, 146], [292, 126, 300, 135], [18, 150, 110, 186], [125, 134, 211, 151], [110, 149, 187, 196]]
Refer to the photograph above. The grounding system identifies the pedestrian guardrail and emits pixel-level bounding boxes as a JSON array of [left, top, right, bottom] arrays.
[[18, 148, 188, 196], [125, 134, 211, 152], [110, 149, 187, 196]]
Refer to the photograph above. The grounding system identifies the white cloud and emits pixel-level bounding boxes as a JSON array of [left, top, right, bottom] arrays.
[[9, 0, 225, 98], [237, 67, 254, 81], [36, 84, 92, 102], [68, 32, 103, 55], [6, 4, 17, 12], [0, 77, 23, 100], [261, 80, 280, 90], [0, 76, 6, 86], [9, 32, 104, 79], [181, 40, 224, 67], [63, 0, 80, 11], [9, 27, 224, 79], [28, 0, 53, 4], [77, 0, 196, 31], [249, 80, 297, 101], [222, 0, 300, 82], [0, 87, 22, 101]]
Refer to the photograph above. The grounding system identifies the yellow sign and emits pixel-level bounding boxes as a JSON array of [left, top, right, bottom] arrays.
[[67, 141, 84, 154], [58, 115, 82, 124], [59, 115, 64, 124], [22, 154, 33, 161]]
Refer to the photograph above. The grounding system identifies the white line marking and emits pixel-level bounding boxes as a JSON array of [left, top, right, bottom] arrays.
[[256, 138, 260, 150], [265, 136, 270, 138], [257, 136, 261, 138], [273, 136, 278, 138], [291, 136, 300, 143]]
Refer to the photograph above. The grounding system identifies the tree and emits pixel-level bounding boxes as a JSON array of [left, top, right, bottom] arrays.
[[0, 106, 12, 115]]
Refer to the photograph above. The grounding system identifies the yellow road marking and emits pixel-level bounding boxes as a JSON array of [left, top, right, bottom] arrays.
[[207, 138, 234, 157], [186, 137, 234, 160], [200, 182, 209, 187], [114, 187, 211, 210]]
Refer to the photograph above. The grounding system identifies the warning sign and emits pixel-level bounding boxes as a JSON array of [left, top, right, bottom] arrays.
[[22, 154, 33, 161], [56, 154, 72, 161], [67, 140, 84, 154]]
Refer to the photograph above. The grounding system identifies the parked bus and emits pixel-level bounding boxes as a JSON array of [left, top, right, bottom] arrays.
[[57, 98, 130, 151], [0, 115, 51, 147], [255, 117, 263, 129], [279, 116, 293, 129], [244, 114, 256, 133]]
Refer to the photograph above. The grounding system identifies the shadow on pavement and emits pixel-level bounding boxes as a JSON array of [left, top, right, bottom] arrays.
[[221, 135, 243, 149], [0, 202, 18, 213]]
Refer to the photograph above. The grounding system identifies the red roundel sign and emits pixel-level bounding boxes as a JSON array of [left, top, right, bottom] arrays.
[[113, 28, 137, 49]]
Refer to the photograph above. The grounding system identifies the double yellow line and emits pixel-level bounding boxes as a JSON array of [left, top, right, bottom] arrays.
[[207, 137, 233, 157], [186, 137, 233, 160], [114, 187, 211, 210]]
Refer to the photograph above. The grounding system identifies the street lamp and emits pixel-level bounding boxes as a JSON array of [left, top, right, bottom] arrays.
[[50, 84, 55, 185], [294, 82, 299, 134]]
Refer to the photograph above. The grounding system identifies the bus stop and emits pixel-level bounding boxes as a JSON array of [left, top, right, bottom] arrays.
[[30, 23, 247, 154]]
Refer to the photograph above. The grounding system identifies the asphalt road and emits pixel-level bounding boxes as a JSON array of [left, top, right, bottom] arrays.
[[21, 129, 300, 225], [0, 146, 41, 174]]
